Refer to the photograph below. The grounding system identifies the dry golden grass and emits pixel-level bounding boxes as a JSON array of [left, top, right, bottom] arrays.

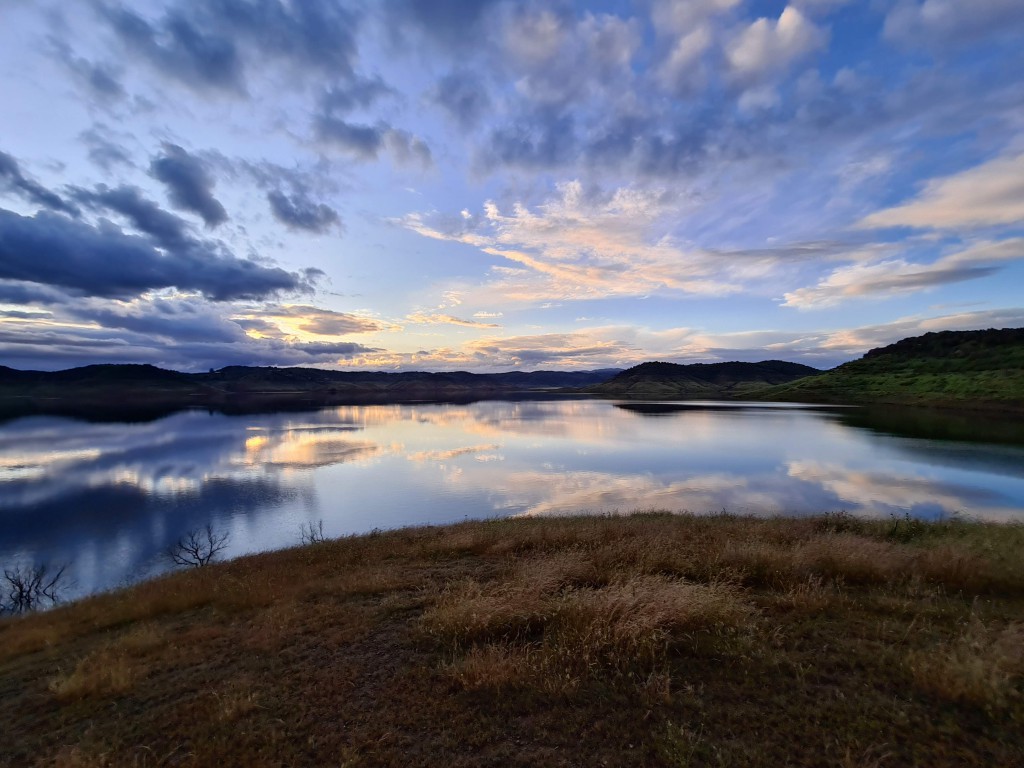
[[49, 648, 141, 702], [908, 617, 1024, 709], [3, 512, 1024, 767]]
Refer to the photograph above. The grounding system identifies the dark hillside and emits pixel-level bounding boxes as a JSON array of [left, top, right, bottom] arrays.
[[586, 360, 821, 398]]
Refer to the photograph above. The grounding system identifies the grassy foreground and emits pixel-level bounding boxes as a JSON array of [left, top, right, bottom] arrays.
[[2, 513, 1023, 767]]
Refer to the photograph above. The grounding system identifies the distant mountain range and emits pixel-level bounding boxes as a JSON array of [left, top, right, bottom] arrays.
[[2, 327, 1022, 415], [583, 360, 821, 398], [0, 363, 621, 401]]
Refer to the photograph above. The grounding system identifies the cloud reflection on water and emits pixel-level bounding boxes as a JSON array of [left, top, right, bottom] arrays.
[[1, 400, 1022, 599]]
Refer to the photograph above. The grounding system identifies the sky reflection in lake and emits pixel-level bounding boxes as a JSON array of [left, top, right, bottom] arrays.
[[2, 400, 1023, 599]]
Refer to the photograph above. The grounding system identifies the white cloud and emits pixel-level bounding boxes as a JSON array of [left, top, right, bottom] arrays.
[[404, 182, 748, 305], [783, 238, 1024, 308], [884, 0, 1024, 47], [651, 0, 742, 32], [861, 152, 1024, 230], [726, 6, 827, 85], [406, 312, 500, 329], [656, 24, 714, 94], [501, 10, 641, 105]]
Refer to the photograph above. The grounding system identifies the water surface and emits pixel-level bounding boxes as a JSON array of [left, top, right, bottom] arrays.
[[2, 399, 1023, 599]]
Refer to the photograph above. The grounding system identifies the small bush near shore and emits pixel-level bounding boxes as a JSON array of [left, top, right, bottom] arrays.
[[2, 512, 1023, 767]]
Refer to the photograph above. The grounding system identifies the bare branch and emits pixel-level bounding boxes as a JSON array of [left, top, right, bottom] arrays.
[[167, 525, 230, 568], [2, 563, 67, 614], [299, 519, 326, 546]]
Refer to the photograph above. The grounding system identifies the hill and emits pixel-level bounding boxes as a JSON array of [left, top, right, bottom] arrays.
[[584, 359, 821, 398], [761, 328, 1024, 411], [2, 513, 1022, 766], [0, 364, 621, 413]]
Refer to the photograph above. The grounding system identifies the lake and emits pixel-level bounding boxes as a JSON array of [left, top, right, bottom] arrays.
[[2, 398, 1023, 600]]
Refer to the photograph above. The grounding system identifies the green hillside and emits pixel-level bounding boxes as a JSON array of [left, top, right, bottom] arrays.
[[762, 328, 1024, 411]]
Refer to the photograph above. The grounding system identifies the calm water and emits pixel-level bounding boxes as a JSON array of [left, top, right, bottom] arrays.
[[2, 399, 1023, 599]]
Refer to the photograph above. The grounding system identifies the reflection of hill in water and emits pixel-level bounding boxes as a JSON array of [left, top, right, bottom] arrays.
[[613, 401, 1024, 448], [0, 393, 599, 427], [833, 406, 1024, 448], [613, 402, 821, 416]]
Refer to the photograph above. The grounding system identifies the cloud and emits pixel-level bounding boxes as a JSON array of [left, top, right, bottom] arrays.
[[101, 0, 361, 94], [267, 190, 340, 234], [202, 0, 359, 75], [149, 143, 228, 227], [68, 297, 247, 344], [464, 331, 639, 368], [861, 152, 1024, 231], [238, 305, 391, 337], [49, 38, 125, 102], [726, 6, 827, 86], [0, 208, 315, 301], [383, 0, 503, 50], [314, 98, 432, 167], [500, 10, 641, 106], [0, 280, 67, 306], [318, 77, 392, 115], [784, 239, 1024, 309], [79, 126, 135, 170], [651, 0, 740, 95], [406, 312, 500, 329], [404, 181, 844, 304], [102, 4, 245, 93], [787, 461, 1022, 522], [0, 296, 382, 372], [0, 150, 78, 215], [810, 308, 1024, 357], [407, 444, 500, 462], [70, 184, 191, 249], [884, 0, 1024, 48], [431, 71, 491, 129]]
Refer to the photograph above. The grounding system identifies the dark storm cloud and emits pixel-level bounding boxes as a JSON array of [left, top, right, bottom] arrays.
[[481, 108, 577, 170], [201, 0, 360, 75], [319, 77, 393, 115], [385, 130, 432, 169], [267, 189, 340, 234], [0, 280, 66, 306], [150, 143, 228, 227], [102, 5, 244, 93], [100, 1, 361, 93], [0, 321, 380, 372], [314, 117, 386, 159], [432, 71, 491, 129], [69, 300, 246, 344], [70, 184, 191, 249], [0, 309, 52, 320], [0, 151, 79, 215], [384, 0, 503, 49], [0, 208, 316, 301], [79, 126, 135, 170], [49, 38, 126, 102]]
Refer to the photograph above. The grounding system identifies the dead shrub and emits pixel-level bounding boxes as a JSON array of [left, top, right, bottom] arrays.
[[908, 618, 1024, 710], [447, 644, 532, 690], [546, 576, 755, 676], [422, 578, 549, 646], [50, 649, 141, 702]]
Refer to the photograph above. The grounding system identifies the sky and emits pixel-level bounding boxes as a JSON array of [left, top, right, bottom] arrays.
[[1, 0, 1023, 373]]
